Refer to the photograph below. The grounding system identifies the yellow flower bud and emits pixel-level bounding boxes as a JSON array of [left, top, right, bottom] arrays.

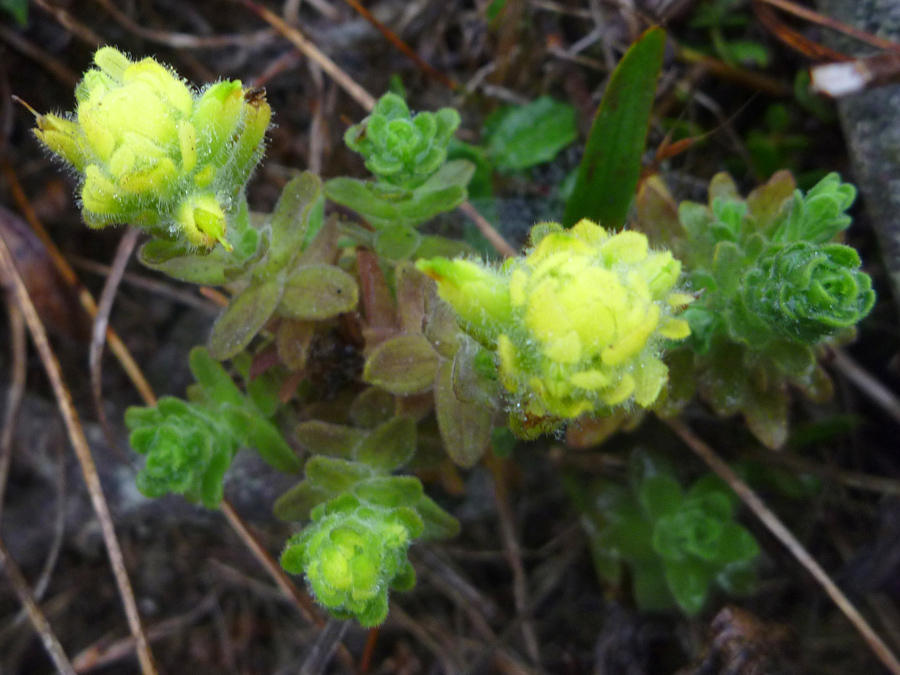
[[31, 46, 271, 251], [415, 257, 511, 340], [34, 113, 89, 171], [176, 193, 231, 251], [420, 219, 692, 430]]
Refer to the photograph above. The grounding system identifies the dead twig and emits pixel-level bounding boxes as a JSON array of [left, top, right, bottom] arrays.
[[749, 448, 900, 498], [30, 0, 104, 46], [0, 298, 26, 518], [387, 603, 461, 674], [755, 0, 900, 56], [0, 235, 158, 674], [487, 456, 543, 669], [234, 0, 377, 111], [339, 0, 457, 89], [72, 595, 218, 673], [458, 202, 519, 258], [89, 227, 141, 461], [830, 348, 900, 427], [93, 0, 277, 49], [664, 416, 900, 675], [0, 533, 77, 675], [0, 24, 80, 86], [4, 441, 68, 637], [220, 499, 321, 626], [0, 161, 158, 406], [219, 499, 359, 672], [68, 255, 219, 315], [299, 619, 352, 675], [227, 3, 521, 262]]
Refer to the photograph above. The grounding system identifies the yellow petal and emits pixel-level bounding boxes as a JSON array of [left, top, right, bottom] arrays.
[[666, 292, 694, 308], [633, 359, 668, 406], [542, 331, 582, 364], [569, 369, 612, 390], [602, 304, 660, 366], [658, 318, 691, 340], [600, 374, 635, 406], [597, 230, 649, 264]]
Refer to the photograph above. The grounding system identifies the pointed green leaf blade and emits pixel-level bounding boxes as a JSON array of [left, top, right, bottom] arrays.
[[562, 28, 666, 228]]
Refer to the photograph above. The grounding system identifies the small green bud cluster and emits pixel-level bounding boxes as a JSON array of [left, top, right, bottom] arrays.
[[281, 490, 421, 627], [344, 93, 460, 191], [34, 47, 271, 250], [418, 219, 692, 435]]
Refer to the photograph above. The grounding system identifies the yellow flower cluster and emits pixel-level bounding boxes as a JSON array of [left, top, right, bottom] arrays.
[[33, 47, 271, 250], [417, 219, 691, 427]]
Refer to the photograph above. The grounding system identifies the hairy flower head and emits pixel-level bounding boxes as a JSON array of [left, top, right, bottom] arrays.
[[418, 219, 692, 429], [33, 46, 271, 250], [281, 493, 422, 627]]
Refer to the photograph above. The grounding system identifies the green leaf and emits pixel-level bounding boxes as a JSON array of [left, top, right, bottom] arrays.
[[295, 421, 367, 459], [639, 474, 683, 521], [634, 176, 687, 253], [721, 40, 770, 67], [416, 495, 461, 540], [246, 368, 283, 418], [712, 522, 760, 564], [486, 96, 578, 172], [306, 456, 373, 492], [353, 476, 424, 508], [632, 559, 675, 611], [1, 0, 28, 24], [563, 28, 666, 228], [324, 160, 474, 229], [349, 387, 396, 429], [188, 347, 245, 408], [139, 240, 232, 285], [224, 409, 301, 473], [363, 334, 441, 395], [208, 279, 283, 360], [434, 359, 493, 467], [354, 416, 417, 472], [274, 482, 333, 522], [663, 558, 714, 615], [278, 265, 359, 320], [261, 171, 323, 274], [374, 224, 422, 262]]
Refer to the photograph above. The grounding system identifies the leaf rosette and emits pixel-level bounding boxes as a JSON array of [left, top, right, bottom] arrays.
[[126, 398, 236, 509], [344, 93, 460, 190], [738, 242, 875, 344], [581, 451, 760, 615], [126, 348, 300, 508]]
